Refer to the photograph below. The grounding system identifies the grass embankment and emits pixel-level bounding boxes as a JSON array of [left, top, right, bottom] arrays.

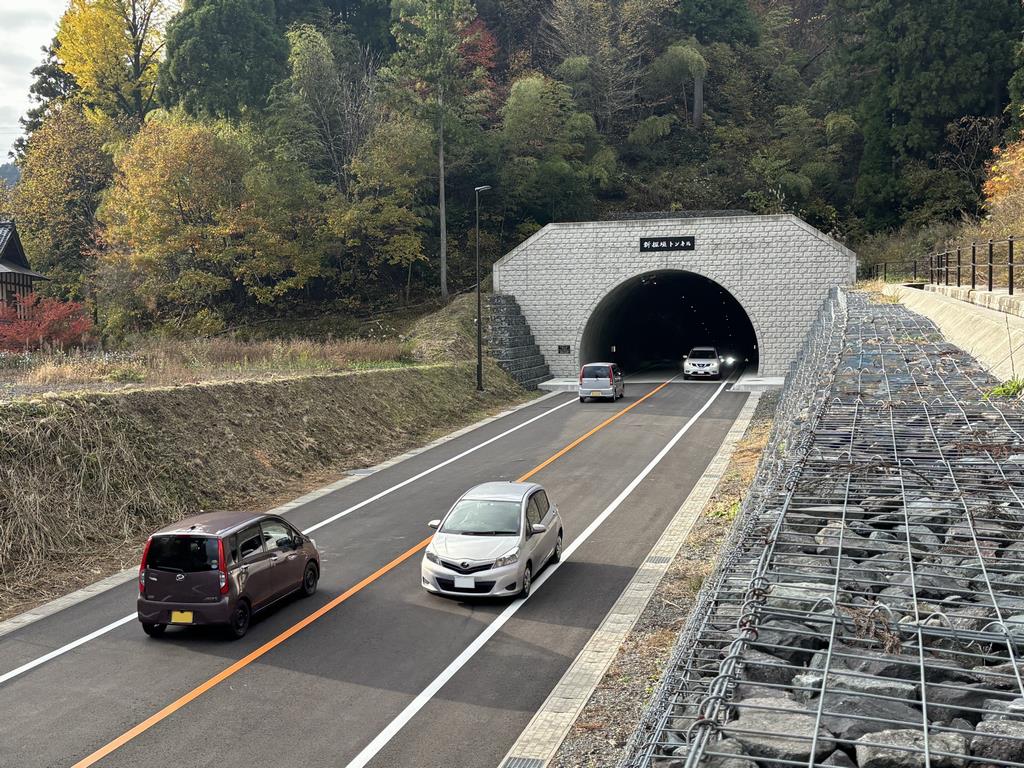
[[0, 336, 413, 399], [0, 295, 529, 619]]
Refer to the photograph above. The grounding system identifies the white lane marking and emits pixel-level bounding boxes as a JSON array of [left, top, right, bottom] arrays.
[[0, 395, 580, 687], [343, 378, 731, 768], [0, 615, 136, 686]]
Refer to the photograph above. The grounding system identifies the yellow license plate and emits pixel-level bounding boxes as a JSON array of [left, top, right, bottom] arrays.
[[170, 610, 193, 624], [591, 390, 601, 396]]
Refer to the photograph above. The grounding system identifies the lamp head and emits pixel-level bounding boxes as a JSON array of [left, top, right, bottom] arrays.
[[475, 185, 492, 192]]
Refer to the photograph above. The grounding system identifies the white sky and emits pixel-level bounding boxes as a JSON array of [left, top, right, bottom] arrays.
[[0, 0, 68, 161]]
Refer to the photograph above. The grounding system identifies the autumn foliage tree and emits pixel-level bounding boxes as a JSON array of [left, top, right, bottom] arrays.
[[982, 138, 1024, 236], [57, 0, 169, 129], [0, 294, 94, 351]]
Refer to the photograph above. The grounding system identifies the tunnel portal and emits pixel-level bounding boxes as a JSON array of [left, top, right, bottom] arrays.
[[579, 271, 758, 373]]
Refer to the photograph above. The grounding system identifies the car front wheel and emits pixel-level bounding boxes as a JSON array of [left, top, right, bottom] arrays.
[[520, 565, 532, 598], [301, 562, 319, 597]]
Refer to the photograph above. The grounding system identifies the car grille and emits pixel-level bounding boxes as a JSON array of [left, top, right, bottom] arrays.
[[436, 578, 496, 593], [440, 559, 494, 575]]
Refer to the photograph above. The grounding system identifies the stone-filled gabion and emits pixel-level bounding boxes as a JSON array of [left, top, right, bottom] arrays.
[[624, 290, 1024, 768]]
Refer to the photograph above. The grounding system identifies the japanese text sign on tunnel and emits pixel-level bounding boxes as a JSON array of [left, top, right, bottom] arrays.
[[640, 236, 695, 252]]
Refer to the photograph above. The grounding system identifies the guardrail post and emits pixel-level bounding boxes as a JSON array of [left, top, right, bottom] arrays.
[[944, 251, 950, 286], [883, 262, 888, 282], [913, 260, 917, 281], [971, 242, 977, 289], [989, 239, 994, 292], [1010, 236, 1015, 297], [929, 255, 934, 283], [956, 247, 961, 287]]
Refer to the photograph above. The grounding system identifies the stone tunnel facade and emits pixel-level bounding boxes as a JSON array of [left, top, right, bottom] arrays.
[[491, 214, 857, 378]]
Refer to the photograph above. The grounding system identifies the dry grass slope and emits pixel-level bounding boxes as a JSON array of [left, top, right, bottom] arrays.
[[0, 293, 529, 618]]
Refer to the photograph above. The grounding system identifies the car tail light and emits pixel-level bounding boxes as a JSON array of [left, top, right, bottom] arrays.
[[608, 367, 614, 385], [217, 539, 230, 595], [138, 537, 152, 594], [579, 367, 584, 384]]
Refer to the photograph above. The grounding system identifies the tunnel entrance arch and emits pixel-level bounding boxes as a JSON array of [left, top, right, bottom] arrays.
[[578, 270, 760, 374]]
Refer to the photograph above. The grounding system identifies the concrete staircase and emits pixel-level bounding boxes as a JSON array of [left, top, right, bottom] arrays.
[[488, 294, 552, 390]]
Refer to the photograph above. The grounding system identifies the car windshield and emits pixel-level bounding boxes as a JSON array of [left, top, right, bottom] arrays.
[[146, 535, 219, 573], [441, 499, 521, 535], [582, 365, 610, 378], [688, 349, 717, 359]]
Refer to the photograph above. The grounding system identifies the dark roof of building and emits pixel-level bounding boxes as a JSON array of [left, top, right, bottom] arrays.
[[0, 221, 47, 280]]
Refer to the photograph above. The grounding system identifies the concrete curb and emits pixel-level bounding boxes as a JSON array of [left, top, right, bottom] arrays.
[[498, 391, 762, 768], [0, 390, 558, 640]]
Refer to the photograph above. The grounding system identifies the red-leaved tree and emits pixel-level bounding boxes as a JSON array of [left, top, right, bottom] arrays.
[[0, 293, 94, 351]]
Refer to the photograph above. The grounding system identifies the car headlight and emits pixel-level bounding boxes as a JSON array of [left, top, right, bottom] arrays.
[[425, 548, 440, 565], [727, 356, 735, 364], [494, 547, 519, 568]]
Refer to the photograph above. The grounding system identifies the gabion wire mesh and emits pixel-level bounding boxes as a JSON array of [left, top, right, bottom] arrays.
[[622, 289, 1024, 768]]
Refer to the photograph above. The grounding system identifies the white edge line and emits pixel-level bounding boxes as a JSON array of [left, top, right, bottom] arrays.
[[0, 392, 574, 686], [343, 377, 730, 768]]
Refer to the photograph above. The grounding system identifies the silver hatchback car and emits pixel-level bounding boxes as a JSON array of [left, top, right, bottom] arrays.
[[579, 362, 625, 402], [421, 482, 563, 598]]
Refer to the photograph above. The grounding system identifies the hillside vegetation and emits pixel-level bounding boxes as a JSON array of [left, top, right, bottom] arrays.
[[4, 0, 1024, 336]]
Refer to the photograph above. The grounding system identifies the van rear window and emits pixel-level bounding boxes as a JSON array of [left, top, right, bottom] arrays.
[[582, 365, 610, 378], [146, 536, 219, 573]]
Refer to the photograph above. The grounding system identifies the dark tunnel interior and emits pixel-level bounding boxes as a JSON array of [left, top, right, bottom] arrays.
[[579, 271, 759, 374]]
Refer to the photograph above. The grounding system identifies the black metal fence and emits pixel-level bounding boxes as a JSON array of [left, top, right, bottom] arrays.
[[860, 236, 1019, 295]]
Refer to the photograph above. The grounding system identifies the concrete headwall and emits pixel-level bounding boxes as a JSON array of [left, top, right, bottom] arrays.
[[492, 215, 856, 377], [887, 284, 1024, 381]]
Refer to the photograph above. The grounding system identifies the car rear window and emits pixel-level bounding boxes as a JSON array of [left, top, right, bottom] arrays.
[[146, 535, 219, 573], [689, 349, 716, 359], [582, 365, 610, 378]]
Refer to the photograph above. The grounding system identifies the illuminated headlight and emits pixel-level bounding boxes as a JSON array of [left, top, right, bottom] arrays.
[[425, 548, 440, 565], [727, 357, 736, 365], [494, 547, 519, 568]]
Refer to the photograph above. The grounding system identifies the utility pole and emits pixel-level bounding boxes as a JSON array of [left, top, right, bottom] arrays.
[[475, 185, 491, 392]]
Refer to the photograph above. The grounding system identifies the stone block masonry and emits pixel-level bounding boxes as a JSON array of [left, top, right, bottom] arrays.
[[492, 214, 856, 377], [488, 294, 552, 389]]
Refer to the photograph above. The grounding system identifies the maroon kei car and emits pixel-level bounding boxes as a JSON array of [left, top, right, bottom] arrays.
[[137, 511, 321, 639]]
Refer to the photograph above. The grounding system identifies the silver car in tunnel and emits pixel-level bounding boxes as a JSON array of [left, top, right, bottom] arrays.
[[421, 482, 563, 598]]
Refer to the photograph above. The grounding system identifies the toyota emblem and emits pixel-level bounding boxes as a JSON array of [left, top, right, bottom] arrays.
[[461, 561, 469, 569], [175, 573, 185, 581]]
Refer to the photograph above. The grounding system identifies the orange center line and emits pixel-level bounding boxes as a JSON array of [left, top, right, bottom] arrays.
[[72, 378, 673, 767]]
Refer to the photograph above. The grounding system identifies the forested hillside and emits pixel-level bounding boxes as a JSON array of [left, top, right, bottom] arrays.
[[4, 0, 1024, 335]]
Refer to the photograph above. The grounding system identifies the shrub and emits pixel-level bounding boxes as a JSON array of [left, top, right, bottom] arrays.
[[0, 293, 94, 351]]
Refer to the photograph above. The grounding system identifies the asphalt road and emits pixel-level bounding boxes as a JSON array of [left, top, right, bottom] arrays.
[[0, 376, 748, 768]]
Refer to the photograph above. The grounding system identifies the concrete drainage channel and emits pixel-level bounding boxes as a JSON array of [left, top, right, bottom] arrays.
[[622, 289, 1024, 768]]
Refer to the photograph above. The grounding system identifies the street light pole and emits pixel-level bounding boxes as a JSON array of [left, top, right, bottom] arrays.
[[474, 185, 491, 392]]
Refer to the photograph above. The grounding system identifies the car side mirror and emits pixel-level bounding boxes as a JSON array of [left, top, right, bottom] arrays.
[[292, 535, 304, 548], [682, 356, 688, 360], [531, 523, 547, 535], [276, 537, 293, 549], [427, 519, 440, 529]]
